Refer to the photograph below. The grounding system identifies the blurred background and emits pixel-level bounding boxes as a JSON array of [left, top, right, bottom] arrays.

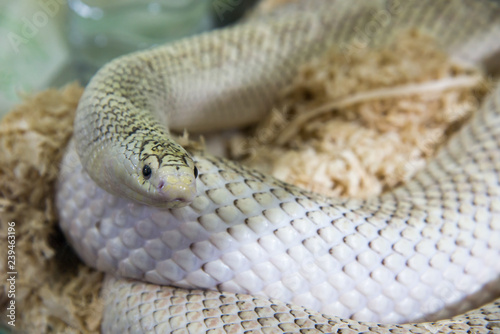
[[0, 0, 259, 118]]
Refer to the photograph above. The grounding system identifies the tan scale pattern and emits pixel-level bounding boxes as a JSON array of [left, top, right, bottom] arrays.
[[101, 277, 500, 334], [56, 0, 500, 332]]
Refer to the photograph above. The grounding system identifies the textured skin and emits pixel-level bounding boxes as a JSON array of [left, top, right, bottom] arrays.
[[56, 0, 500, 332], [73, 42, 198, 208], [101, 276, 500, 334]]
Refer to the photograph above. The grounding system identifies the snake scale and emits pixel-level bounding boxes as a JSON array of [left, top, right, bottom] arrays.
[[56, 0, 500, 333]]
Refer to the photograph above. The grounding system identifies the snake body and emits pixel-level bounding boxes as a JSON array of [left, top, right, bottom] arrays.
[[56, 0, 500, 332]]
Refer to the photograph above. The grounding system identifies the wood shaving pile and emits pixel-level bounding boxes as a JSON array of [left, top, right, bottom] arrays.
[[230, 30, 490, 198], [0, 85, 105, 333]]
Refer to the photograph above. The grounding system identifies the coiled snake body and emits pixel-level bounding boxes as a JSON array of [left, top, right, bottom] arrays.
[[57, 0, 500, 332]]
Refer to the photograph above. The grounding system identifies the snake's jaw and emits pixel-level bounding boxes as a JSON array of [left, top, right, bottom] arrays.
[[154, 169, 197, 208]]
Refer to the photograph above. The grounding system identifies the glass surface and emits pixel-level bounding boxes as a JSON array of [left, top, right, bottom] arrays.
[[67, 0, 214, 83]]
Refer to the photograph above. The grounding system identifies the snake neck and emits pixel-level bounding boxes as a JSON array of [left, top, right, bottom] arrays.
[[73, 55, 197, 208]]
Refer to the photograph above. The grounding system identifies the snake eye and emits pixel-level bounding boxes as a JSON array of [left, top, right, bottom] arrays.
[[142, 165, 152, 179], [193, 166, 198, 179]]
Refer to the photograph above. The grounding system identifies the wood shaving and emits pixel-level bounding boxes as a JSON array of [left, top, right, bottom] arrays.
[[0, 84, 104, 333], [230, 30, 490, 198]]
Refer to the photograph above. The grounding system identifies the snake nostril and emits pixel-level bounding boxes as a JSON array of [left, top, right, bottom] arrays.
[[158, 180, 165, 190]]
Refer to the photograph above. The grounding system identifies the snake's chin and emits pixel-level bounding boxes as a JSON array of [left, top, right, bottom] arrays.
[[164, 198, 194, 209], [142, 183, 197, 209], [132, 189, 196, 209], [127, 192, 195, 209]]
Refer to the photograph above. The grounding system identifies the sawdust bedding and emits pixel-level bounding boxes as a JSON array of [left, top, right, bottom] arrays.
[[0, 31, 489, 333], [229, 30, 489, 198]]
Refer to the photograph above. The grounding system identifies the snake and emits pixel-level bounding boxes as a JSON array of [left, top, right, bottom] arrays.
[[56, 0, 500, 333]]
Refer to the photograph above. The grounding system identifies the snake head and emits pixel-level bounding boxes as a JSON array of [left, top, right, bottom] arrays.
[[102, 138, 199, 209], [97, 139, 198, 209], [137, 151, 198, 209]]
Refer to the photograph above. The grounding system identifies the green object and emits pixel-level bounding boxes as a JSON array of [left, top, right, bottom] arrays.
[[0, 0, 70, 118], [67, 0, 215, 83]]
